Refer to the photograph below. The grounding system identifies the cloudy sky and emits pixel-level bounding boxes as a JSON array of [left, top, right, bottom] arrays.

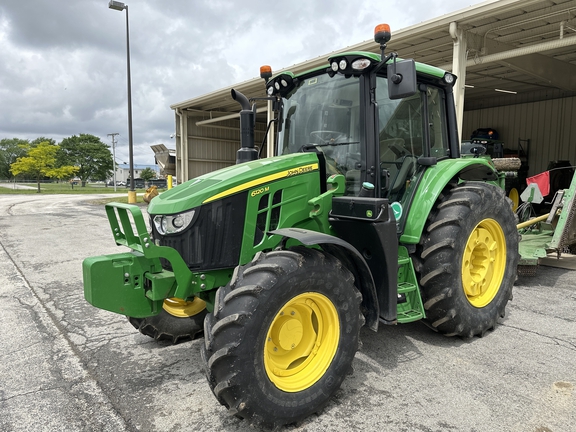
[[0, 0, 485, 165]]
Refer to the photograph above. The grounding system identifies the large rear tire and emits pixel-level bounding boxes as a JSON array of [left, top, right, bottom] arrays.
[[417, 182, 519, 337], [202, 246, 363, 428], [128, 297, 206, 344]]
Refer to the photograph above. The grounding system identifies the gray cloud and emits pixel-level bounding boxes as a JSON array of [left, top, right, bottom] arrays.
[[0, 0, 482, 165]]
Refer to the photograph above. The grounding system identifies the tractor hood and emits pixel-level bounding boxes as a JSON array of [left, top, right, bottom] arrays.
[[148, 152, 320, 215]]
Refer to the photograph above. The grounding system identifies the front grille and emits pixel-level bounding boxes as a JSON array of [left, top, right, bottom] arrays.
[[151, 192, 247, 271]]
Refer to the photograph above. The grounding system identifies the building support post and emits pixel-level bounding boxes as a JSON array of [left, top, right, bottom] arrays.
[[175, 108, 189, 183], [450, 21, 467, 144], [266, 99, 275, 157]]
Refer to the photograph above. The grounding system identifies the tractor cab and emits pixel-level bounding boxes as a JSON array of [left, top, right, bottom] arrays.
[[266, 25, 456, 232]]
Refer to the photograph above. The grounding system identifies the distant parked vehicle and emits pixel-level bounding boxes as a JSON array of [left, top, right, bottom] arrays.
[[148, 178, 167, 188], [116, 181, 126, 186], [126, 178, 145, 189]]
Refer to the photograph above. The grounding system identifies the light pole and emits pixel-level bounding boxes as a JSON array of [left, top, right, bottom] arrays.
[[108, 0, 136, 203]]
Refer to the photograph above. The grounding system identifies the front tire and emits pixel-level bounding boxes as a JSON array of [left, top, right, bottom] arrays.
[[128, 297, 206, 344], [418, 182, 519, 337], [202, 246, 363, 428]]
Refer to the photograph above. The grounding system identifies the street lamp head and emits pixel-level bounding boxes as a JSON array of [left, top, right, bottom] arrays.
[[108, 1, 126, 11]]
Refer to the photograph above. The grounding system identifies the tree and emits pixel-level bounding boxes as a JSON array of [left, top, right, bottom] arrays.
[[10, 142, 77, 192], [140, 167, 157, 185], [0, 138, 29, 179], [30, 137, 56, 147], [58, 134, 113, 186]]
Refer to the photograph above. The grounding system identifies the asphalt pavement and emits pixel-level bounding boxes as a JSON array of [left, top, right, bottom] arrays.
[[0, 193, 575, 432]]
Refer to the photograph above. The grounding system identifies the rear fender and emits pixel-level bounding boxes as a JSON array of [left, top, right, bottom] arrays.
[[401, 158, 500, 244]]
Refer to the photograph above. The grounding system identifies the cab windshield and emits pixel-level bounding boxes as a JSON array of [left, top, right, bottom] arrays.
[[277, 73, 362, 194], [276, 69, 450, 201]]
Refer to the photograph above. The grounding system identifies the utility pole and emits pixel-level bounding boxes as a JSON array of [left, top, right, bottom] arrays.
[[108, 133, 119, 192]]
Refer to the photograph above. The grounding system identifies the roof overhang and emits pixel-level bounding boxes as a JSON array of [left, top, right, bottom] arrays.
[[171, 0, 576, 115]]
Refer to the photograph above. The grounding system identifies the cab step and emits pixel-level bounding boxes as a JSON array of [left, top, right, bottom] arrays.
[[396, 247, 425, 323]]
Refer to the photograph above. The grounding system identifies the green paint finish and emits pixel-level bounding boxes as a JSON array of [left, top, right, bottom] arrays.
[[307, 174, 346, 233], [400, 158, 498, 244], [83, 252, 164, 318], [549, 171, 576, 249], [238, 168, 322, 265], [82, 202, 236, 315], [396, 246, 425, 323], [330, 51, 447, 78], [83, 153, 331, 315], [236, 171, 346, 266], [148, 152, 321, 215], [104, 203, 193, 292], [518, 229, 552, 265], [518, 169, 576, 266], [289, 51, 448, 82], [414, 62, 447, 78]]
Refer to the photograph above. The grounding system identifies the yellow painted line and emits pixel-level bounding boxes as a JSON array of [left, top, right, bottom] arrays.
[[203, 163, 318, 204]]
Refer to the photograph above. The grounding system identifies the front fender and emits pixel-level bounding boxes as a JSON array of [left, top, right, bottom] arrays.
[[401, 158, 500, 244], [269, 228, 380, 332]]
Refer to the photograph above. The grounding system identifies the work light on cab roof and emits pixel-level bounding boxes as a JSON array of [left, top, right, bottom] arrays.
[[265, 72, 295, 97], [327, 53, 378, 77]]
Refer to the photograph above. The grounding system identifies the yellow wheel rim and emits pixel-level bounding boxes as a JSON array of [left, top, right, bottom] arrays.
[[264, 292, 339, 392], [461, 218, 506, 308], [162, 297, 206, 318], [509, 188, 519, 212]]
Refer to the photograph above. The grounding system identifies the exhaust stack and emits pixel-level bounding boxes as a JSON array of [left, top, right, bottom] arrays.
[[231, 89, 258, 164]]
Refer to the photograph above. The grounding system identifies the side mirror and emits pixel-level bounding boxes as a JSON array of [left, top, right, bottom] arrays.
[[388, 59, 417, 100]]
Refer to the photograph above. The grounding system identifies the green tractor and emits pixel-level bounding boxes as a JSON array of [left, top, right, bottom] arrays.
[[83, 24, 519, 428]]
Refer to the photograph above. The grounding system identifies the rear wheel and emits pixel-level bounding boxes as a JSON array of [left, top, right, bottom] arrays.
[[508, 187, 519, 212], [202, 246, 363, 428], [417, 182, 519, 337], [128, 297, 206, 344]]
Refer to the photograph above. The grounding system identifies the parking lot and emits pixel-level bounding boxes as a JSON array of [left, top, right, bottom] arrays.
[[0, 193, 575, 432]]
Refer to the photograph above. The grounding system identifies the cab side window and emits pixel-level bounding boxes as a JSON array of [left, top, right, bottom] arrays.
[[427, 87, 449, 159]]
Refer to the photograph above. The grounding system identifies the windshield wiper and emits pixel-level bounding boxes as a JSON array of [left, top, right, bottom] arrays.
[[301, 141, 360, 151]]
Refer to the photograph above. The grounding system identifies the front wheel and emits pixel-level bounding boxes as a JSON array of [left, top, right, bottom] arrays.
[[128, 297, 206, 344], [417, 182, 519, 338], [202, 246, 363, 428]]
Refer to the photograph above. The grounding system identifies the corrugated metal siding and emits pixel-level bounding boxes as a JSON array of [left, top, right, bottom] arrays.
[[462, 96, 576, 175], [184, 116, 267, 179]]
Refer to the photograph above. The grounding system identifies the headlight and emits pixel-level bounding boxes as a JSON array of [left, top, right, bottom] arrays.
[[153, 209, 195, 235]]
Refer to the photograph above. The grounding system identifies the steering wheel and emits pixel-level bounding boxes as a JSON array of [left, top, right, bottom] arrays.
[[310, 130, 346, 145]]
